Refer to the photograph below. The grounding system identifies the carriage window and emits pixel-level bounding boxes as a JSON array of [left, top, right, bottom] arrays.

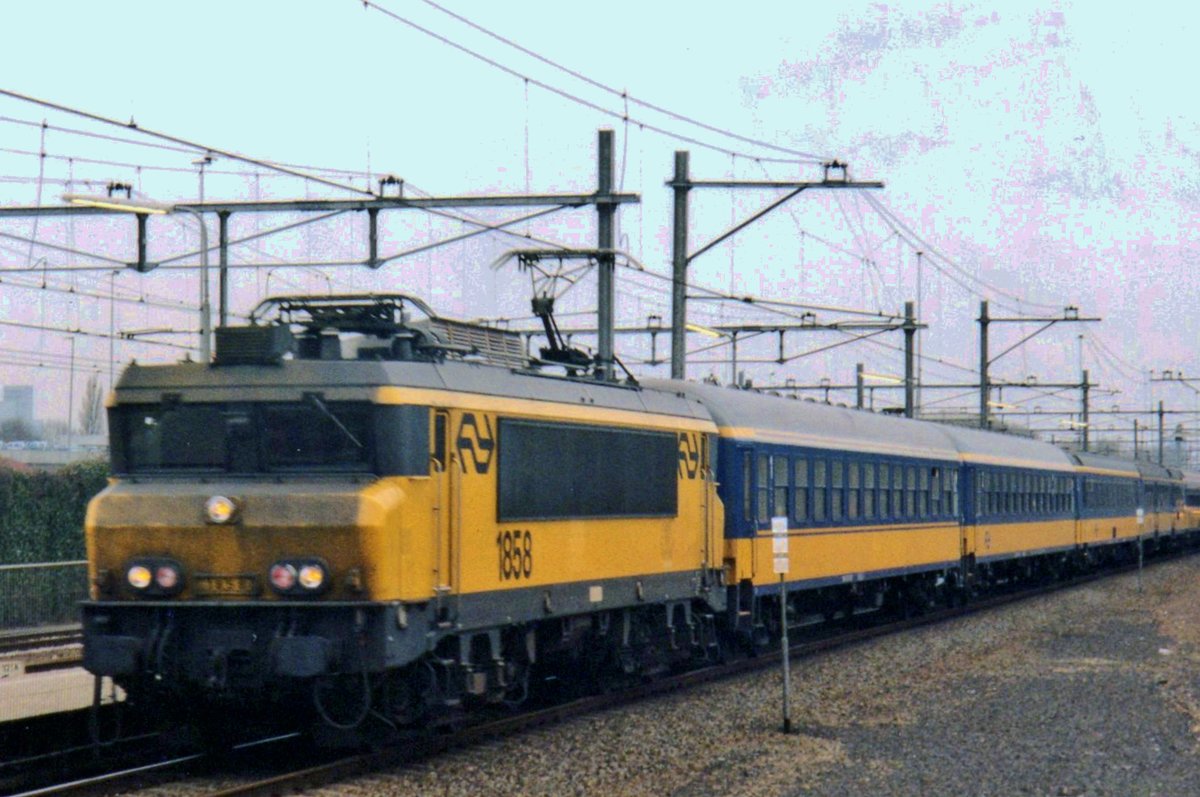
[[831, 461, 844, 521], [863, 463, 876, 518], [813, 460, 827, 521], [793, 458, 808, 522], [878, 463, 890, 517], [757, 454, 770, 524], [892, 464, 903, 518], [772, 455, 790, 519], [847, 462, 860, 519], [904, 466, 916, 518]]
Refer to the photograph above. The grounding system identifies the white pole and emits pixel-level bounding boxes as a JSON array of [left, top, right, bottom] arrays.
[[772, 515, 792, 734], [67, 336, 75, 452], [178, 207, 211, 362]]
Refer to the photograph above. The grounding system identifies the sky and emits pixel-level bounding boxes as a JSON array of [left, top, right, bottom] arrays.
[[0, 0, 1198, 451]]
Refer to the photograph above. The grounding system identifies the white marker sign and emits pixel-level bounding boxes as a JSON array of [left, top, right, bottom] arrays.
[[772, 515, 789, 574]]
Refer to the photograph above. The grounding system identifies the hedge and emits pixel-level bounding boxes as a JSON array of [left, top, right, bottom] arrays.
[[0, 459, 109, 563], [0, 460, 109, 629]]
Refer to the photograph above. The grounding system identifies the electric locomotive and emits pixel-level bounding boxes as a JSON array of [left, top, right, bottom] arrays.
[[82, 295, 726, 729]]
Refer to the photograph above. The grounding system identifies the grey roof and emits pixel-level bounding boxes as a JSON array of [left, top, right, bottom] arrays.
[[1134, 460, 1177, 480], [1069, 451, 1141, 476], [936, 423, 1078, 471], [648, 380, 1078, 470], [646, 380, 961, 461], [114, 359, 714, 425]]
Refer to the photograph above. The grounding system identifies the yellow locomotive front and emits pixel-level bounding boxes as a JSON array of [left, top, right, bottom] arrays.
[[82, 295, 726, 731], [83, 371, 437, 721]]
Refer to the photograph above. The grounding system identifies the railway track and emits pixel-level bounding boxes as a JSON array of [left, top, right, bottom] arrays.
[[0, 625, 81, 653], [0, 625, 83, 671], [12, 548, 1177, 797]]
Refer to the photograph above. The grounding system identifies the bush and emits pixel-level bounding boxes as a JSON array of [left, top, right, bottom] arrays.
[[0, 459, 109, 563], [0, 460, 108, 629]]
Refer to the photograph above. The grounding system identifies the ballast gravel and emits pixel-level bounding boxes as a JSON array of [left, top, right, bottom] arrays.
[[322, 557, 1200, 797]]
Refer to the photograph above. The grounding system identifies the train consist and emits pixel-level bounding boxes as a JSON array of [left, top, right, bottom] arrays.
[[81, 294, 1200, 733]]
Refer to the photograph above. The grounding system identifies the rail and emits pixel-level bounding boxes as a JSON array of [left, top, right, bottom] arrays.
[[19, 546, 1189, 797]]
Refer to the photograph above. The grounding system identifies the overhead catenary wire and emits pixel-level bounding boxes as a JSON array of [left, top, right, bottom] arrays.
[[1084, 336, 1141, 387], [0, 243, 197, 310], [0, 272, 202, 315], [0, 343, 112, 368], [0, 112, 392, 182], [1088, 331, 1144, 382], [0, 87, 375, 197], [412, 0, 829, 162], [0, 317, 197, 352], [861, 192, 1065, 315], [0, 142, 373, 185], [358, 0, 823, 165], [0, 81, 1150, 415], [0, 356, 104, 375]]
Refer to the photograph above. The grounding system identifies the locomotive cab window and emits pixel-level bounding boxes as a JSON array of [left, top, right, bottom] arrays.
[[109, 400, 428, 476]]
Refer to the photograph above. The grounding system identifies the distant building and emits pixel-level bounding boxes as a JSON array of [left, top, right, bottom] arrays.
[[0, 385, 34, 429]]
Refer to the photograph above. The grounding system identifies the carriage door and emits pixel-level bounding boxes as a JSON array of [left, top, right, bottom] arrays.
[[432, 409, 455, 623], [703, 433, 720, 582]]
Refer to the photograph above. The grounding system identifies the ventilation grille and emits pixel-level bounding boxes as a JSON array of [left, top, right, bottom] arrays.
[[425, 319, 527, 368], [214, 325, 295, 365]]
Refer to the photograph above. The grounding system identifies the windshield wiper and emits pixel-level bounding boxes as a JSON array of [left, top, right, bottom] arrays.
[[304, 393, 363, 449]]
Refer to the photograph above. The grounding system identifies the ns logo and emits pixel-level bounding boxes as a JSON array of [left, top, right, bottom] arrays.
[[678, 432, 701, 480], [456, 413, 495, 474]]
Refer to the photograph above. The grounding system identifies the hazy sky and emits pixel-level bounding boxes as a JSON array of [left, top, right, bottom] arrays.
[[1, 0, 1197, 440]]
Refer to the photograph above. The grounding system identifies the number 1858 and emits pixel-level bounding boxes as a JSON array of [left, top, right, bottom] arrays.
[[496, 529, 533, 580]]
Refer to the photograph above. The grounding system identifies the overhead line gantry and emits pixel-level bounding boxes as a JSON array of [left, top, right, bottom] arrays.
[[667, 155, 884, 381], [0, 130, 638, 374]]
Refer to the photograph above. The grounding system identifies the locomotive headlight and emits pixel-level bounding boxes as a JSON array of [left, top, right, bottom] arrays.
[[268, 559, 330, 596], [269, 563, 297, 591], [124, 558, 185, 595], [205, 495, 239, 524], [155, 564, 180, 590], [298, 564, 326, 590], [127, 565, 152, 590]]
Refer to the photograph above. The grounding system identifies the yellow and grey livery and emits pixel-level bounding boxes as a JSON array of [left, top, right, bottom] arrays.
[[81, 294, 1200, 729]]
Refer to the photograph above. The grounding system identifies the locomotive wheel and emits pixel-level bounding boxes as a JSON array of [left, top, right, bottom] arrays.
[[313, 672, 372, 730]]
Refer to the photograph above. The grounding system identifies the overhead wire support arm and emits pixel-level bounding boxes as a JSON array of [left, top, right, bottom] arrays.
[[668, 154, 884, 379], [977, 301, 1100, 430], [986, 320, 1066, 367], [679, 179, 886, 264]]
